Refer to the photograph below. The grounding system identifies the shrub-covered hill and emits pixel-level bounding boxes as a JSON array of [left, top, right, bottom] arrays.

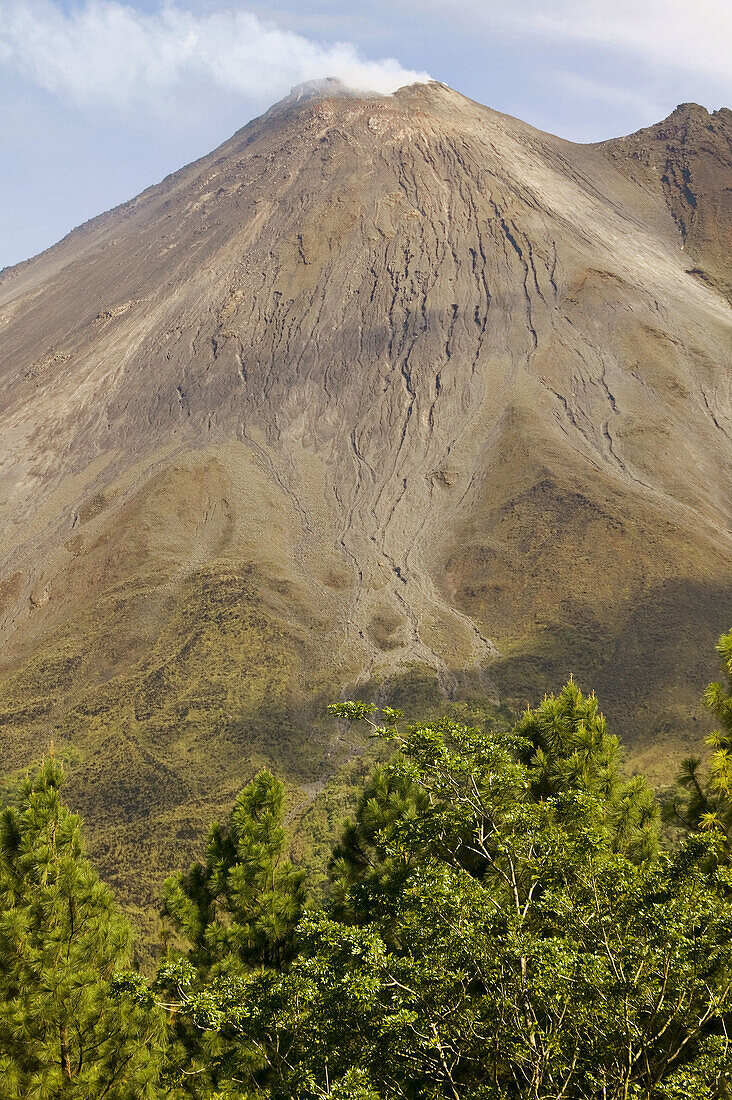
[[2, 630, 732, 1098]]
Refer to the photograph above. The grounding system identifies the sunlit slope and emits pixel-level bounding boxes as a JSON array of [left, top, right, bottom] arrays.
[[0, 81, 730, 918]]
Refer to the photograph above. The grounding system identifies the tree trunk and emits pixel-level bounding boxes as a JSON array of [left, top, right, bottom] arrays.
[[60, 1024, 73, 1083]]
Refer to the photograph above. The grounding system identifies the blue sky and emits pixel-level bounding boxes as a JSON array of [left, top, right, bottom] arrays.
[[1, 0, 731, 270]]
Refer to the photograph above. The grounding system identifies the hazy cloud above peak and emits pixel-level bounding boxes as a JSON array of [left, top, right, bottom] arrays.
[[415, 0, 732, 99], [0, 0, 430, 110], [516, 0, 731, 97]]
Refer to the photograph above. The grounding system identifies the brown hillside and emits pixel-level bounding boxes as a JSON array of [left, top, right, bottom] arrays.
[[0, 81, 730, 929], [603, 102, 732, 301]]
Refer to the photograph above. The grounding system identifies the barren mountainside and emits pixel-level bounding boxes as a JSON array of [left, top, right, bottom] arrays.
[[0, 81, 730, 929]]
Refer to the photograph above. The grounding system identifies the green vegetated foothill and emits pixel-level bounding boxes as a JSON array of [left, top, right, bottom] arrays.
[[2, 630, 732, 1098], [0, 559, 353, 948]]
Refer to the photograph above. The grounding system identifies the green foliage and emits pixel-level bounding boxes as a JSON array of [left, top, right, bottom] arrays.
[[158, 771, 306, 1095], [666, 628, 732, 853], [5, 638, 732, 1099], [162, 769, 306, 973], [159, 685, 732, 1098], [331, 681, 659, 923], [262, 838, 732, 1099], [327, 701, 379, 722], [0, 758, 166, 1098]]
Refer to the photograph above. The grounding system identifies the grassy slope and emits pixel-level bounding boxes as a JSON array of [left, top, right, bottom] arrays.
[[1, 539, 724, 957], [443, 455, 731, 787]]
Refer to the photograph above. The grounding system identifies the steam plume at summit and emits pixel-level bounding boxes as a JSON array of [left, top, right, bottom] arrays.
[[0, 0, 430, 112]]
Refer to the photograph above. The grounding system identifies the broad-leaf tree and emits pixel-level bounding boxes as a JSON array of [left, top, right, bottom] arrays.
[[156, 688, 732, 1098]]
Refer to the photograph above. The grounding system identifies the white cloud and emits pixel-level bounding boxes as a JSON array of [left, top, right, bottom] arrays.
[[553, 73, 662, 120], [0, 0, 430, 111], [519, 0, 732, 94], [410, 0, 732, 97]]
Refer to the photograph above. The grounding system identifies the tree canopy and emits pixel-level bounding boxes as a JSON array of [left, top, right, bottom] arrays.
[[666, 628, 732, 854], [0, 757, 165, 1098], [147, 675, 731, 1099], [2, 632, 732, 1099]]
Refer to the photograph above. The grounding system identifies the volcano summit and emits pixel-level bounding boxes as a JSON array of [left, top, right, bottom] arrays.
[[0, 81, 730, 922]]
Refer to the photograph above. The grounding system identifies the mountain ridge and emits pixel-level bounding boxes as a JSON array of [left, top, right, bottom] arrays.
[[3, 83, 723, 284]]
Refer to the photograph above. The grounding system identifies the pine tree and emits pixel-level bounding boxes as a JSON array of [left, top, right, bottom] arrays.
[[162, 769, 306, 973], [666, 629, 732, 852], [0, 757, 165, 1098], [514, 678, 659, 860], [329, 761, 430, 922], [158, 770, 306, 1095]]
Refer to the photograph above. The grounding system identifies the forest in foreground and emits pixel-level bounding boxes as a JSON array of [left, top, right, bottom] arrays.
[[1, 630, 732, 1100]]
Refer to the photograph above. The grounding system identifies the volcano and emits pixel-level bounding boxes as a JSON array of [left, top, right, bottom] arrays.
[[1, 81, 730, 927]]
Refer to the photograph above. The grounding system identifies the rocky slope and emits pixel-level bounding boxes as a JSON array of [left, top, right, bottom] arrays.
[[0, 81, 730, 929], [603, 102, 732, 301]]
